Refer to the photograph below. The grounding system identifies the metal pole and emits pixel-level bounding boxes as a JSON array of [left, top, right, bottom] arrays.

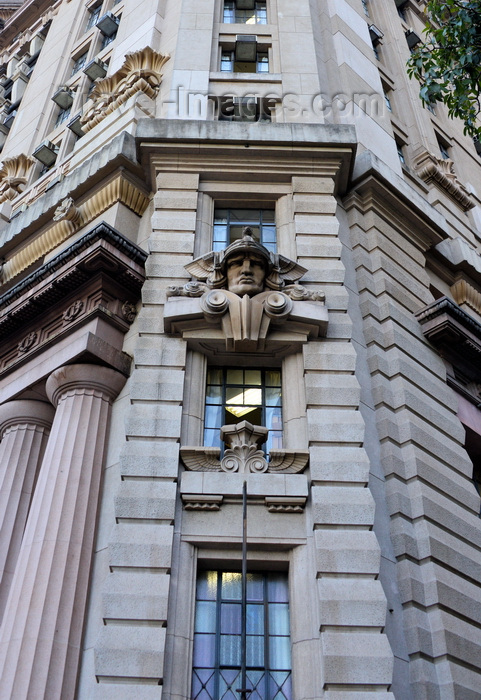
[[238, 480, 250, 699]]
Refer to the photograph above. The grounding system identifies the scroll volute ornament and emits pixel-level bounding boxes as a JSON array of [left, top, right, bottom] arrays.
[[0, 154, 35, 204], [80, 47, 170, 132]]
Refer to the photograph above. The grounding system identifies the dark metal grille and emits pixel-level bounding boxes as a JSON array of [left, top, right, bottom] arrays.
[[192, 571, 292, 700]]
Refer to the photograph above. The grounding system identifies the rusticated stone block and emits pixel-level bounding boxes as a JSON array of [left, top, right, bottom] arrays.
[[108, 524, 173, 569], [95, 626, 165, 680], [102, 571, 170, 622], [126, 404, 183, 439], [130, 368, 185, 402], [321, 632, 393, 686], [309, 446, 370, 483], [120, 440, 179, 479], [314, 530, 380, 575], [303, 340, 357, 372], [318, 578, 387, 627], [312, 486, 375, 526], [133, 336, 186, 368], [307, 409, 365, 444], [115, 481, 177, 521], [305, 373, 361, 409]]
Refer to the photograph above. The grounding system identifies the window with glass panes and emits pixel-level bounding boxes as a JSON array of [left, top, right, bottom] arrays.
[[86, 4, 101, 30], [71, 52, 88, 76], [204, 368, 282, 454], [220, 50, 268, 73], [192, 570, 292, 700], [213, 209, 276, 253], [223, 1, 267, 25]]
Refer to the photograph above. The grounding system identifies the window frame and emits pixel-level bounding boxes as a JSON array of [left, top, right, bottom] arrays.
[[192, 569, 292, 700], [212, 208, 276, 253], [204, 367, 283, 454], [223, 1, 268, 25]]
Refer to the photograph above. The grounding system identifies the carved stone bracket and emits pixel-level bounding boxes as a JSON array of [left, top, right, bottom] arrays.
[[53, 197, 81, 225], [80, 47, 169, 132], [0, 222, 147, 377], [180, 420, 309, 475], [415, 151, 474, 211], [165, 231, 327, 355], [165, 287, 327, 355], [0, 154, 35, 204]]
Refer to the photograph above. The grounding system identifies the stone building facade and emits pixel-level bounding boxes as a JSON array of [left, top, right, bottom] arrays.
[[0, 1, 480, 699]]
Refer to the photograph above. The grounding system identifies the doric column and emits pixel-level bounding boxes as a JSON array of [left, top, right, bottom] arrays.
[[0, 401, 55, 621], [0, 364, 126, 700]]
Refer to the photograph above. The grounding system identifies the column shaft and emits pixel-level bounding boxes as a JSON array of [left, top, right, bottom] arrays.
[[0, 401, 54, 621], [0, 365, 126, 700]]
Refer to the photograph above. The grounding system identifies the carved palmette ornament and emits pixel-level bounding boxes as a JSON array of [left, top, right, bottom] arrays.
[[180, 421, 309, 475], [80, 47, 169, 132]]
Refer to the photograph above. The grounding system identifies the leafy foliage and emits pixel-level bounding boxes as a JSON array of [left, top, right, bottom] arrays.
[[407, 0, 481, 139]]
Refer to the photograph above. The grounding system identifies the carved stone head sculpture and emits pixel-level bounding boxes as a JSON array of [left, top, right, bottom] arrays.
[[223, 233, 271, 297], [183, 227, 308, 296]]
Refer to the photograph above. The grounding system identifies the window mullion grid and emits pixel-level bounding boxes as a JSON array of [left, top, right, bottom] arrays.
[[263, 575, 270, 697], [214, 574, 222, 700]]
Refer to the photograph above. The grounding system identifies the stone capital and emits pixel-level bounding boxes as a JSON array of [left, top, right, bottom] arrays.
[[0, 399, 55, 439], [46, 364, 127, 408]]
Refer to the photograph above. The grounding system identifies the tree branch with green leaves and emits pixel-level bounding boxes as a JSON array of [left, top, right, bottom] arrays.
[[407, 0, 481, 139]]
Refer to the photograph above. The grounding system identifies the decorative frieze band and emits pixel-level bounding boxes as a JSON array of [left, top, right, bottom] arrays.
[[1, 172, 150, 284]]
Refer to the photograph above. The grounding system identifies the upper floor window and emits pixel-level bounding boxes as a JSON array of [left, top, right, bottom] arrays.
[[192, 570, 292, 699], [437, 138, 450, 160], [71, 52, 88, 76], [361, 0, 369, 17], [396, 139, 406, 164], [204, 368, 282, 454], [55, 106, 71, 127], [86, 4, 101, 31], [223, 0, 267, 25], [213, 209, 276, 252], [221, 39, 269, 73]]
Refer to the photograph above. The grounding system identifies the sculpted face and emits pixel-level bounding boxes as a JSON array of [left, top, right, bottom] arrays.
[[226, 252, 266, 297]]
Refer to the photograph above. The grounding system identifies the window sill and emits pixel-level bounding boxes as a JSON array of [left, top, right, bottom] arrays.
[[210, 71, 282, 84]]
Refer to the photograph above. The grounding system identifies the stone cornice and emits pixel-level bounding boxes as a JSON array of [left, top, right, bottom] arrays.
[[0, 132, 143, 259], [0, 222, 146, 377], [136, 120, 357, 194], [416, 296, 481, 384], [414, 151, 475, 212], [346, 150, 448, 250], [434, 238, 481, 286], [0, 0, 57, 50]]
